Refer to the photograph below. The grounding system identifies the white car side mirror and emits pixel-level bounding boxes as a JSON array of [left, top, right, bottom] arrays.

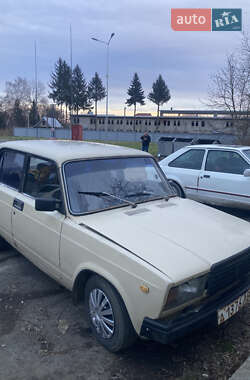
[[243, 169, 250, 177]]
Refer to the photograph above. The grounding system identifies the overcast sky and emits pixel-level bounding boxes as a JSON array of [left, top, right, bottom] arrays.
[[0, 0, 249, 115]]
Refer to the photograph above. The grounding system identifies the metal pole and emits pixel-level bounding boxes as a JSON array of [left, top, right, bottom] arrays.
[[70, 24, 73, 126], [106, 43, 109, 130], [34, 41, 38, 105]]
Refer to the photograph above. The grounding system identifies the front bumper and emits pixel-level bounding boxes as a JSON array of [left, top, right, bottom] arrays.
[[140, 281, 249, 344]]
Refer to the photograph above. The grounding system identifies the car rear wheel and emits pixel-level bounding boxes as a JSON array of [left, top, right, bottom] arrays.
[[85, 275, 137, 352], [169, 181, 184, 198]]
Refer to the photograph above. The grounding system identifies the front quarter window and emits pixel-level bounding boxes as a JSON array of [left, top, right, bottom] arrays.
[[168, 149, 205, 170], [64, 157, 172, 214]]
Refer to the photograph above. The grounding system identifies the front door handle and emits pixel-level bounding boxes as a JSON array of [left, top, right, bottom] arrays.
[[13, 198, 24, 211], [203, 175, 210, 178]]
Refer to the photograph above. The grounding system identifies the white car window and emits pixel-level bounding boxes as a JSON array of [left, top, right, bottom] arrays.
[[205, 150, 250, 175], [168, 149, 205, 170], [1, 150, 25, 190], [23, 156, 61, 200]]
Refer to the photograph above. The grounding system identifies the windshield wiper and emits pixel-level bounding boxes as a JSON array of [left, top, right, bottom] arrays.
[[126, 191, 154, 198], [78, 191, 137, 208]]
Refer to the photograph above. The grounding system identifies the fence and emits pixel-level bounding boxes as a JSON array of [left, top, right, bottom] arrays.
[[14, 127, 236, 145]]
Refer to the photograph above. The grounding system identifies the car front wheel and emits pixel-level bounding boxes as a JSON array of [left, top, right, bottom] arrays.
[[169, 181, 184, 198], [85, 275, 137, 352]]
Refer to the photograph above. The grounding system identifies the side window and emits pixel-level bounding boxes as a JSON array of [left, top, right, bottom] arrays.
[[205, 150, 250, 174], [168, 149, 205, 170], [24, 156, 61, 200], [1, 150, 25, 189]]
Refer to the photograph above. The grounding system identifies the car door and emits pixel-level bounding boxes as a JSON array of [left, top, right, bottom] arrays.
[[198, 149, 250, 208], [12, 154, 65, 279], [0, 149, 25, 245], [166, 148, 206, 199]]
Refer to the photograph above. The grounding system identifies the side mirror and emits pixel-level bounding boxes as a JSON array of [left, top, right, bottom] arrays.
[[243, 169, 250, 177], [35, 198, 61, 212]]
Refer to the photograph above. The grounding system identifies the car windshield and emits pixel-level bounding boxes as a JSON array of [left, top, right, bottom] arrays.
[[243, 149, 250, 160], [64, 157, 172, 214]]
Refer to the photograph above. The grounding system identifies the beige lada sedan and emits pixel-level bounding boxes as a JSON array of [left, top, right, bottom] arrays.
[[0, 140, 249, 352]]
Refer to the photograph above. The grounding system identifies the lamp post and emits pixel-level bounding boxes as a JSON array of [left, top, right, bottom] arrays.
[[91, 33, 115, 129]]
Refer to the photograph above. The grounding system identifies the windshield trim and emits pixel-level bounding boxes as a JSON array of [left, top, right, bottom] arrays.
[[62, 155, 169, 216]]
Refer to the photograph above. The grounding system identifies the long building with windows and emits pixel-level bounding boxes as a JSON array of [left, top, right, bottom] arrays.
[[71, 109, 250, 137]]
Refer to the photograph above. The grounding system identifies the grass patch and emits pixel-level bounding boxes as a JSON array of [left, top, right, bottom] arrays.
[[0, 136, 158, 156], [88, 140, 158, 156]]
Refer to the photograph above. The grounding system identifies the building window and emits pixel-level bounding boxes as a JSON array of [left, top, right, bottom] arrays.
[[164, 121, 166, 126], [192, 121, 194, 126], [145, 121, 147, 125], [99, 119, 101, 124], [149, 121, 151, 125], [108, 119, 110, 124], [167, 120, 170, 126], [196, 121, 199, 126], [117, 120, 119, 124], [136, 120, 138, 125], [154, 120, 157, 126], [126, 121, 128, 125], [201, 121, 205, 127], [111, 120, 114, 124], [174, 121, 176, 126], [130, 121, 132, 125], [120, 120, 123, 125], [139, 120, 141, 124], [177, 121, 180, 126]]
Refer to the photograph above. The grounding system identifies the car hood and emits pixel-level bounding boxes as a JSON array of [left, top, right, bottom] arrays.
[[75, 198, 250, 282]]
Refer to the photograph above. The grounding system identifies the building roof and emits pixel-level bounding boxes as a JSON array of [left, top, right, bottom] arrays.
[[42, 117, 63, 128], [0, 140, 150, 165]]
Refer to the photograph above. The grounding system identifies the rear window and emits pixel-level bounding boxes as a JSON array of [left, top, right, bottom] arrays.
[[0, 150, 25, 190]]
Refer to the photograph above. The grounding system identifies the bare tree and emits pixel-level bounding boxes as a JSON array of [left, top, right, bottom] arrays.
[[208, 36, 250, 143]]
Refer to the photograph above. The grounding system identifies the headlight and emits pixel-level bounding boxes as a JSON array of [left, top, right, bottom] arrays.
[[164, 274, 208, 311]]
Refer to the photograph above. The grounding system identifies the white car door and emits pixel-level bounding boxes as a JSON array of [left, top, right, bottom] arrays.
[[0, 149, 25, 244], [12, 155, 65, 279], [165, 148, 206, 199], [198, 149, 250, 208]]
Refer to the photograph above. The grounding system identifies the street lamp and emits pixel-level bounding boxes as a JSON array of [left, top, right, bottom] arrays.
[[91, 33, 115, 128]]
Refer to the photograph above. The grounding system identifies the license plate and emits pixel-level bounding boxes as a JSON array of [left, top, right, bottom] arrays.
[[217, 291, 249, 325]]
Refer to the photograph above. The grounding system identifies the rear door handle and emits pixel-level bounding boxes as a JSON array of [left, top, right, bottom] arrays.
[[13, 198, 24, 211]]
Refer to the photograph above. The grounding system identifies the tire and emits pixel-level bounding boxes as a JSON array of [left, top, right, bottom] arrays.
[[169, 181, 184, 198], [0, 236, 9, 251], [84, 275, 137, 352]]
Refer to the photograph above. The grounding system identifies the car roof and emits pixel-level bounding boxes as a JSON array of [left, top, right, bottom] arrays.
[[0, 140, 150, 165], [186, 144, 250, 151]]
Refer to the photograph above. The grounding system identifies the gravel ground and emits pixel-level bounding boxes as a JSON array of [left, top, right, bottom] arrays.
[[0, 207, 249, 380]]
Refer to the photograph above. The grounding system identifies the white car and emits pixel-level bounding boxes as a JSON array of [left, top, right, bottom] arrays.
[[0, 140, 250, 352], [160, 145, 250, 210]]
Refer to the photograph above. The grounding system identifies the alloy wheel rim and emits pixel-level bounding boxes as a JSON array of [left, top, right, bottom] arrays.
[[89, 288, 115, 339]]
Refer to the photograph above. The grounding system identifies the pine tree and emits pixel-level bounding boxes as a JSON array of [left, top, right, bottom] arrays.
[[49, 58, 65, 108], [29, 100, 40, 126], [126, 73, 145, 130], [72, 65, 91, 115], [12, 99, 26, 127], [49, 58, 71, 122], [88, 73, 106, 129], [148, 75, 171, 117]]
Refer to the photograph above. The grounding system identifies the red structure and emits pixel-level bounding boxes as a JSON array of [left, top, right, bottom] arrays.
[[71, 124, 83, 140]]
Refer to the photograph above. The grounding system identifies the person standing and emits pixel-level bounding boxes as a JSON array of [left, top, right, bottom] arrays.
[[140, 132, 151, 152]]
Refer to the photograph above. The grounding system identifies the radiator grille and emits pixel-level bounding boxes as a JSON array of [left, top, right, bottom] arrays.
[[207, 247, 250, 295]]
